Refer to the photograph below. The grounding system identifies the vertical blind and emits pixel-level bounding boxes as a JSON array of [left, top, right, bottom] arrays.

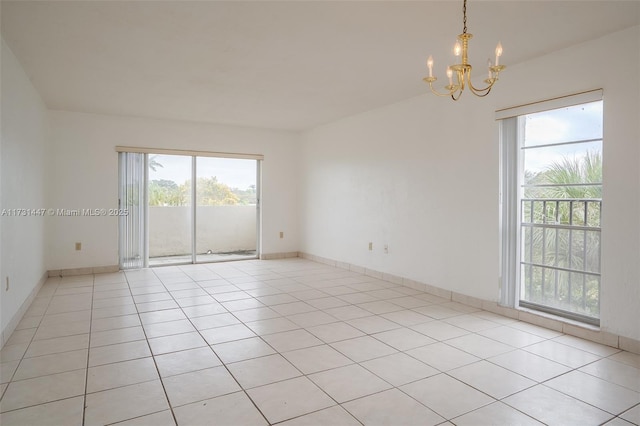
[[118, 152, 146, 269]]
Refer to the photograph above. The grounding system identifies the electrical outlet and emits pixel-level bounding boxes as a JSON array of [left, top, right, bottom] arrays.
[[75, 242, 82, 251], [279, 231, 284, 239], [5, 276, 9, 291], [368, 242, 373, 251]]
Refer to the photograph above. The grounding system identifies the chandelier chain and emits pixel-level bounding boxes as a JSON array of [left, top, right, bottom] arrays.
[[462, 0, 467, 34]]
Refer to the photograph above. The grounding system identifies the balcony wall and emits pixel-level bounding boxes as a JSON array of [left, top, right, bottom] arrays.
[[149, 205, 257, 257]]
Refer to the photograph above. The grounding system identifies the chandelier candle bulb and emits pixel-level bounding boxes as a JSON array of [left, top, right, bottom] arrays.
[[487, 58, 492, 79], [447, 67, 453, 85], [427, 56, 434, 78], [495, 42, 503, 66], [454, 41, 462, 56]]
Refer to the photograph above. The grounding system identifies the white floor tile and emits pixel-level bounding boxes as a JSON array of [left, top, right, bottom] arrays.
[[372, 327, 436, 351], [410, 321, 470, 341], [142, 319, 196, 338], [477, 325, 547, 348], [245, 317, 300, 335], [282, 344, 353, 374], [552, 334, 620, 357], [200, 324, 256, 345], [110, 409, 176, 426], [620, 403, 640, 424], [503, 385, 613, 426], [452, 401, 543, 425], [448, 360, 536, 399], [247, 376, 335, 424], [445, 334, 515, 359], [360, 352, 439, 386], [0, 369, 86, 413], [344, 388, 444, 425], [279, 405, 360, 426], [400, 373, 494, 419], [162, 366, 240, 407], [84, 379, 169, 426], [87, 356, 158, 393], [347, 315, 402, 334], [13, 349, 87, 381], [331, 336, 397, 362], [0, 395, 84, 426], [380, 310, 433, 326], [227, 353, 301, 388], [88, 340, 151, 367], [212, 336, 276, 363], [487, 348, 571, 382], [406, 342, 480, 371], [579, 358, 640, 392], [524, 340, 603, 368], [189, 313, 240, 330], [154, 346, 221, 377], [173, 391, 267, 426], [308, 364, 392, 403], [261, 329, 323, 352], [147, 331, 207, 355], [444, 314, 501, 332], [307, 322, 365, 343], [545, 370, 640, 415]]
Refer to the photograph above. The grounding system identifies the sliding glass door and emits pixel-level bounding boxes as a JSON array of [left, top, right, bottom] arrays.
[[195, 157, 259, 263], [118, 150, 260, 269], [148, 154, 193, 266]]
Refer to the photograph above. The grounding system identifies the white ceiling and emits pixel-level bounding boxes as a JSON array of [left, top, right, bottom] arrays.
[[2, 1, 639, 131]]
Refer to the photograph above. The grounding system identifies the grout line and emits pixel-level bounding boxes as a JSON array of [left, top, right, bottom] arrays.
[[82, 273, 98, 426]]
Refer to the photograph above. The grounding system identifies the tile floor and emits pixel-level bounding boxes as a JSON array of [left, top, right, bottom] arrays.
[[1, 258, 639, 425]]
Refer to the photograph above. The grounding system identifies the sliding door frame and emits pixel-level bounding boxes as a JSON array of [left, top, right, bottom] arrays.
[[117, 147, 263, 268]]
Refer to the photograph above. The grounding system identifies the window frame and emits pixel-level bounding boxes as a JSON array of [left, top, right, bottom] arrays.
[[498, 90, 603, 325]]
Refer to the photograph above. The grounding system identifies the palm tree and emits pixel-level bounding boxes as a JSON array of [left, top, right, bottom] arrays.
[[148, 155, 164, 172]]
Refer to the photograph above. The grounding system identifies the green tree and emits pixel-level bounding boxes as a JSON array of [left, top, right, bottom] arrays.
[[149, 179, 188, 206], [195, 177, 239, 206], [231, 184, 257, 205]]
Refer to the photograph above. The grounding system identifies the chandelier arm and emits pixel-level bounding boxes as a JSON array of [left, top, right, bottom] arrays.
[[427, 81, 459, 97], [469, 85, 493, 97], [466, 67, 494, 95]]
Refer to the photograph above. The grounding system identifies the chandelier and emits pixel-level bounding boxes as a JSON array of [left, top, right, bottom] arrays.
[[423, 0, 505, 100]]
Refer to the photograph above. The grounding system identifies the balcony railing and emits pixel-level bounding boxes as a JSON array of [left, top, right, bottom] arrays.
[[520, 198, 601, 324]]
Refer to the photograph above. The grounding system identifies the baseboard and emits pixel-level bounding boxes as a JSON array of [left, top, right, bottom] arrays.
[[297, 251, 640, 355], [260, 252, 299, 260], [48, 264, 119, 277], [1, 270, 48, 350]]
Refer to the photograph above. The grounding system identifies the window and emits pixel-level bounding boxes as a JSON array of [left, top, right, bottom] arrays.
[[499, 91, 603, 324]]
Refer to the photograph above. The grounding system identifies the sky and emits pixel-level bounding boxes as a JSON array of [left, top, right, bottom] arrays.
[[522, 100, 603, 174], [149, 155, 257, 190]]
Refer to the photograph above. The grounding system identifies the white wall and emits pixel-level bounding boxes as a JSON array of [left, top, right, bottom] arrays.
[[299, 26, 640, 341], [47, 111, 299, 269], [1, 39, 49, 345]]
